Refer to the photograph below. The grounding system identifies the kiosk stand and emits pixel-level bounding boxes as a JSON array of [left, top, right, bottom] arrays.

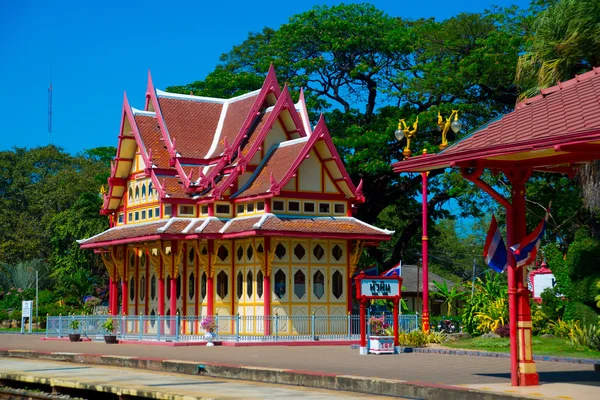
[[354, 271, 403, 355]]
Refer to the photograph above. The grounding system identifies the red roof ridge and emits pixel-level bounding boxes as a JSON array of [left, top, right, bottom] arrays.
[[516, 66, 600, 110]]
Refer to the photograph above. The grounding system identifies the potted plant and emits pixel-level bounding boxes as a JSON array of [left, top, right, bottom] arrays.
[[201, 316, 216, 346], [368, 315, 394, 354], [101, 317, 118, 344], [68, 319, 81, 342]]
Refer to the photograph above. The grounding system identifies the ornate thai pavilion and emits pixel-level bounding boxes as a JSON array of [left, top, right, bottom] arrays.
[[78, 66, 392, 335]]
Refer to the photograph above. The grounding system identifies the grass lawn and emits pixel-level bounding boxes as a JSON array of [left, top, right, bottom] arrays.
[[445, 336, 600, 360]]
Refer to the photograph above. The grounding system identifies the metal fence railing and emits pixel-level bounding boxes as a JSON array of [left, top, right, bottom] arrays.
[[46, 313, 419, 343]]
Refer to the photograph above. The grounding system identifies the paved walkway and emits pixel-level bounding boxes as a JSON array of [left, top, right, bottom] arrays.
[[0, 334, 598, 399]]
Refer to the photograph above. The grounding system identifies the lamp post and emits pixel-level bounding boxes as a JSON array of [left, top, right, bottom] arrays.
[[394, 112, 461, 332]]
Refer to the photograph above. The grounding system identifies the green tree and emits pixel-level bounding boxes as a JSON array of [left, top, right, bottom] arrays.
[[432, 280, 467, 316], [168, 4, 528, 268], [516, 0, 600, 226]]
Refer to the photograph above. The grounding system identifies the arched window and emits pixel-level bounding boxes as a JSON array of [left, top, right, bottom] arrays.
[[236, 271, 243, 299], [247, 270, 253, 298], [217, 271, 228, 299], [135, 186, 140, 202], [148, 182, 154, 200], [128, 187, 133, 203], [256, 270, 263, 299], [141, 184, 147, 201]]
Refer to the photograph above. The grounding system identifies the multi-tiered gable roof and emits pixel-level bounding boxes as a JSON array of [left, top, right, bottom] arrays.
[[79, 67, 392, 248]]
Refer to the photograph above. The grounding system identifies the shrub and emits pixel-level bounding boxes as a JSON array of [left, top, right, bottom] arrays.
[[531, 302, 551, 335], [9, 310, 21, 321], [550, 319, 579, 338], [68, 319, 81, 332], [397, 330, 429, 347], [564, 301, 599, 326], [0, 309, 9, 321], [540, 286, 566, 321], [494, 324, 510, 338], [474, 297, 507, 333], [569, 323, 600, 351], [101, 318, 115, 334]]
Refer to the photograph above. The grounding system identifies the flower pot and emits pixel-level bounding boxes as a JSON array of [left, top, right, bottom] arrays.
[[368, 335, 395, 354], [68, 334, 81, 342], [104, 335, 118, 344], [204, 332, 216, 346]]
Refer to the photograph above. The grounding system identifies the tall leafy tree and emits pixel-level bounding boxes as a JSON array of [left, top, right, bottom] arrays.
[[516, 0, 600, 232], [167, 4, 528, 267]]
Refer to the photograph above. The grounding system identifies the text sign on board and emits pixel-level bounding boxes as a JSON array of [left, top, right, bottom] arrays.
[[361, 279, 400, 297], [532, 273, 560, 298], [22, 300, 33, 318]]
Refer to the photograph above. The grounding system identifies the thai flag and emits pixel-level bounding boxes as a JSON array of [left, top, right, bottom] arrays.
[[483, 215, 508, 273], [382, 261, 401, 276], [510, 208, 549, 268]]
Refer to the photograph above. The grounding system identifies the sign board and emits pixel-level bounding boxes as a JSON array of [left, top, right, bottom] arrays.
[[22, 300, 33, 318], [360, 279, 400, 298], [21, 300, 33, 334], [532, 273, 558, 299], [529, 265, 562, 302]]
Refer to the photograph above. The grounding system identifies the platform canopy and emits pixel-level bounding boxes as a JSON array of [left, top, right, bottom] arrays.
[[393, 67, 600, 174]]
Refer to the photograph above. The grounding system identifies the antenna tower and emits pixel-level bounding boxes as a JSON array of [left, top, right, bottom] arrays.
[[48, 57, 52, 144]]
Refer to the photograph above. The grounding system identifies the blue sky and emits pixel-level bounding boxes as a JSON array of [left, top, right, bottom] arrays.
[[1, 0, 530, 155]]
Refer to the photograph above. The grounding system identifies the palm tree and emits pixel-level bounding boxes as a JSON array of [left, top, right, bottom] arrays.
[[516, 0, 600, 220], [516, 0, 600, 100]]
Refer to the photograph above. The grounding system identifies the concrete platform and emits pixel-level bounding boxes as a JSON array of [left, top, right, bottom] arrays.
[[0, 334, 598, 399], [0, 357, 398, 399]]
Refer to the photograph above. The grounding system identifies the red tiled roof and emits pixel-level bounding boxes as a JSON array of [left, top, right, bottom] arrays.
[[79, 221, 166, 245], [218, 95, 259, 156], [236, 140, 305, 197], [158, 97, 223, 159], [199, 218, 226, 234], [160, 176, 189, 198], [79, 214, 391, 248], [257, 216, 392, 237], [394, 67, 600, 172], [241, 111, 270, 158], [222, 217, 263, 234], [134, 115, 171, 169], [443, 68, 600, 156]]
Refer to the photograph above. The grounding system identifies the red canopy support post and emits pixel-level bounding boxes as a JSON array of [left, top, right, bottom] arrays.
[[263, 238, 271, 336], [421, 171, 430, 332], [393, 299, 399, 348], [122, 246, 128, 316], [207, 240, 214, 317], [169, 242, 177, 336], [359, 299, 367, 355], [505, 169, 538, 386]]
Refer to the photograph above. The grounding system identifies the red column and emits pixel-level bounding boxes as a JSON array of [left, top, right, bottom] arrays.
[[393, 300, 399, 347], [506, 170, 538, 386], [263, 238, 271, 336], [109, 277, 115, 316], [169, 243, 177, 335], [359, 300, 367, 354], [111, 262, 118, 315], [122, 247, 128, 315], [158, 257, 165, 316], [207, 240, 214, 316], [421, 172, 430, 332]]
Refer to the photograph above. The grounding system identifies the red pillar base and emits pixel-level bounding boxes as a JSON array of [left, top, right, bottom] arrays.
[[519, 370, 539, 386]]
